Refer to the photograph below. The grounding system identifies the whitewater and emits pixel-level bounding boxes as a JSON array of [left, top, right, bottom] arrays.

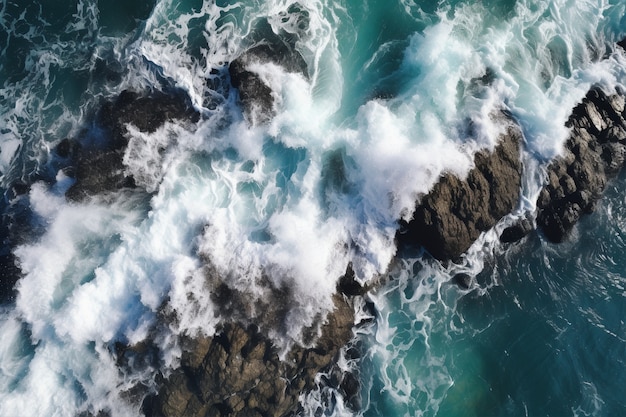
[[1, 0, 626, 416]]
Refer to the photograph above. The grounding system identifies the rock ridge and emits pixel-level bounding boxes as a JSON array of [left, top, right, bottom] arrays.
[[536, 86, 626, 242], [397, 113, 524, 261]]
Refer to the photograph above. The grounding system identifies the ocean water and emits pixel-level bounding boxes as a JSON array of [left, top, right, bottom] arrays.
[[1, 0, 626, 416]]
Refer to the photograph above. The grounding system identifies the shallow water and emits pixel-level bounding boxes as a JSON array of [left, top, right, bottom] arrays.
[[2, 0, 626, 415]]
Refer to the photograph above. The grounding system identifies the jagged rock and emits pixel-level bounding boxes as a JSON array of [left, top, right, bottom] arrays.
[[65, 148, 136, 201], [452, 273, 472, 290], [228, 18, 308, 125], [339, 370, 361, 410], [537, 86, 626, 242], [337, 264, 368, 296], [66, 89, 198, 201], [397, 113, 523, 261], [500, 217, 533, 243], [98, 89, 199, 142], [142, 293, 355, 417]]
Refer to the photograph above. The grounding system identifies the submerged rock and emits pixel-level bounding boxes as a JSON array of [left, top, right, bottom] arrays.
[[452, 273, 472, 290], [537, 86, 626, 242], [398, 113, 523, 261], [65, 89, 198, 201]]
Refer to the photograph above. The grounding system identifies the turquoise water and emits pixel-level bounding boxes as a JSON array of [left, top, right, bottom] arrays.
[[2, 0, 626, 416]]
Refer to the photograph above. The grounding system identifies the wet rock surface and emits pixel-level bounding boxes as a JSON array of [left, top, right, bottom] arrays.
[[65, 89, 198, 201], [142, 292, 357, 417], [398, 113, 523, 261], [228, 18, 308, 125], [499, 216, 533, 243], [452, 273, 473, 290], [537, 86, 626, 242], [0, 183, 40, 303]]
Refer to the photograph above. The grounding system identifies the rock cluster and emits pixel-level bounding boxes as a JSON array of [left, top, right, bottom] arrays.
[[86, 65, 626, 416], [142, 291, 359, 417], [536, 86, 626, 242], [397, 114, 523, 261], [137, 20, 364, 416]]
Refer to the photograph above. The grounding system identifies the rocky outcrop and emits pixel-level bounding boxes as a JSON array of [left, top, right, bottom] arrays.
[[397, 113, 523, 261], [65, 89, 198, 201], [536, 86, 626, 242], [142, 291, 358, 417], [228, 18, 308, 125]]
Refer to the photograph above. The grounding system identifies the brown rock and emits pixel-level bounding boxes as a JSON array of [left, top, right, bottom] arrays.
[[143, 293, 356, 417], [397, 112, 523, 261]]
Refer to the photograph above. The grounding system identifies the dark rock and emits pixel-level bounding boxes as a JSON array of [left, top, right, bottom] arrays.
[[452, 273, 472, 290], [65, 89, 198, 201], [228, 18, 308, 125], [397, 113, 523, 261], [9, 181, 29, 198], [537, 85, 626, 242], [65, 149, 135, 201], [98, 89, 199, 143], [338, 370, 361, 411], [601, 142, 626, 175], [229, 58, 275, 125], [500, 217, 533, 243], [0, 189, 39, 294], [0, 252, 21, 303], [337, 264, 367, 296], [143, 293, 356, 417], [54, 138, 79, 159]]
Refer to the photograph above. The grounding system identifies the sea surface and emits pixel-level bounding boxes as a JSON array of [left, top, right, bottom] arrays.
[[1, 0, 626, 416]]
